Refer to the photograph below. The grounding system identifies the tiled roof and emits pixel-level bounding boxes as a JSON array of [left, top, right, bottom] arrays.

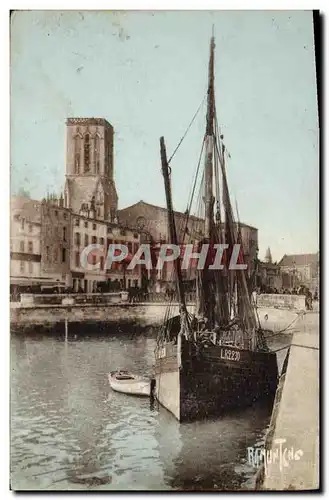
[[11, 196, 41, 223], [278, 253, 319, 267]]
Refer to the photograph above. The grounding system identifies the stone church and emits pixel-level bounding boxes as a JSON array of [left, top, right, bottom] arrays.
[[64, 118, 118, 221]]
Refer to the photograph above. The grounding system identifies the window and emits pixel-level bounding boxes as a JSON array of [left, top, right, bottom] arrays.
[[107, 226, 112, 234], [84, 134, 90, 172], [63, 227, 67, 241], [100, 256, 104, 270], [75, 232, 81, 246], [20, 261, 25, 273], [100, 237, 104, 245], [20, 241, 24, 252], [75, 218, 80, 227], [28, 241, 33, 253], [62, 248, 66, 263], [54, 210, 58, 217], [84, 234, 89, 246], [28, 224, 33, 233], [63, 212, 67, 220], [107, 131, 113, 177], [20, 218, 25, 230], [93, 223, 96, 230], [133, 232, 138, 239], [28, 261, 33, 274], [107, 238, 113, 249], [53, 247, 58, 262], [46, 246, 50, 260], [84, 221, 88, 229], [92, 236, 97, 244], [75, 135, 81, 174], [75, 251, 80, 267], [95, 135, 100, 174]]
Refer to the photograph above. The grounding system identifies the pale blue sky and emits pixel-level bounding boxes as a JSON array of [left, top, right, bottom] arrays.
[[11, 10, 319, 261]]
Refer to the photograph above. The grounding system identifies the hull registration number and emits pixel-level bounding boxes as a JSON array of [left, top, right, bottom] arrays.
[[220, 348, 241, 362]]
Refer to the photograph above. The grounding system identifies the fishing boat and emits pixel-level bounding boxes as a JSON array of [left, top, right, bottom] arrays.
[[154, 33, 278, 422], [108, 371, 151, 396]]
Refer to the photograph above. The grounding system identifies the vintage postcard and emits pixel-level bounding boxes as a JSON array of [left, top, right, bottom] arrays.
[[10, 10, 319, 491]]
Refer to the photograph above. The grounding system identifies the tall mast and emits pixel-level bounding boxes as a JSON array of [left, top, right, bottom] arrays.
[[204, 35, 216, 239], [160, 137, 189, 327]]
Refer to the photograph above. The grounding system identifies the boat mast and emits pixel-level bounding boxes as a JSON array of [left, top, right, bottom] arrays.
[[160, 137, 190, 334], [204, 35, 216, 239]]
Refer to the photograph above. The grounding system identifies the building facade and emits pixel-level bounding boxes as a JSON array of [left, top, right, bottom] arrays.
[[278, 253, 319, 292], [118, 200, 259, 290], [40, 196, 72, 285], [11, 195, 142, 293], [70, 213, 141, 293], [10, 196, 42, 287]]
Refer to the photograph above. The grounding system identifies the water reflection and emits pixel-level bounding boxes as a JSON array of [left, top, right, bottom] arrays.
[[10, 330, 285, 491]]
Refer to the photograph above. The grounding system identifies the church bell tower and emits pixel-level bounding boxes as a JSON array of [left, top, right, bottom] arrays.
[[64, 118, 118, 221]]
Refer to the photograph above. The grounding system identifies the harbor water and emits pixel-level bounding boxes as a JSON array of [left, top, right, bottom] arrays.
[[10, 328, 291, 491]]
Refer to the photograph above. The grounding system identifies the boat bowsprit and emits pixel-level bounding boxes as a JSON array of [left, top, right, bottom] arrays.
[[108, 371, 152, 397]]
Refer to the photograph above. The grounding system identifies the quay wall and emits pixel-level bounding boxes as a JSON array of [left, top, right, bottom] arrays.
[[10, 301, 298, 333], [256, 313, 319, 490], [10, 303, 196, 329], [256, 294, 306, 311], [10, 292, 305, 331]]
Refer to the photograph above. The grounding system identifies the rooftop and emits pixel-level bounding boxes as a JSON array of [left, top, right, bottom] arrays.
[[279, 253, 319, 267], [11, 196, 41, 223], [119, 200, 258, 230]]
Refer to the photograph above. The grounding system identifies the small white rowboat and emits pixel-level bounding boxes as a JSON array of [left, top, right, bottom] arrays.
[[108, 371, 151, 397]]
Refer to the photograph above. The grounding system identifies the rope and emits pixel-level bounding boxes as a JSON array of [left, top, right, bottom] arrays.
[[182, 138, 205, 238], [168, 94, 206, 164], [272, 342, 319, 354], [263, 313, 304, 340], [290, 343, 319, 351], [272, 345, 291, 353]]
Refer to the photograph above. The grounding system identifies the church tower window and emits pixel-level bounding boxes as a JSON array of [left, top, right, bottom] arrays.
[[95, 135, 100, 174], [74, 136, 81, 174], [84, 134, 90, 172]]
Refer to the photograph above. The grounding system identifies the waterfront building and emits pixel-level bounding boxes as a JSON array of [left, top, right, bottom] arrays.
[[118, 200, 259, 290], [279, 253, 319, 292], [10, 195, 142, 293], [40, 195, 72, 286], [70, 212, 141, 293], [10, 196, 42, 289]]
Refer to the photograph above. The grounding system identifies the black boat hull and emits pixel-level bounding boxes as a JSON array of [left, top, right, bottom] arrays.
[[154, 338, 278, 422]]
